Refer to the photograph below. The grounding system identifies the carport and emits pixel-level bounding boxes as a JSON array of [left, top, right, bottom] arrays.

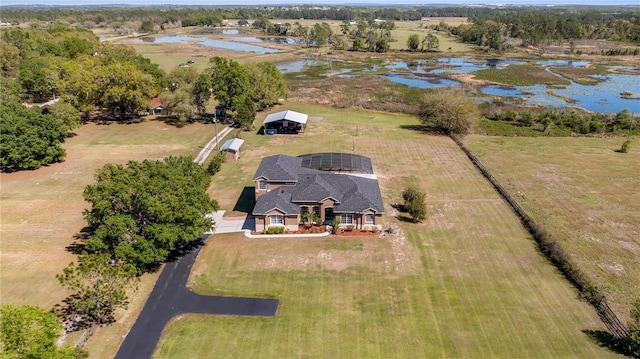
[[263, 110, 308, 135]]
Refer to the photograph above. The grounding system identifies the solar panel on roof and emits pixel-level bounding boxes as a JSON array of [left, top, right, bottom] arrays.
[[297, 153, 373, 174]]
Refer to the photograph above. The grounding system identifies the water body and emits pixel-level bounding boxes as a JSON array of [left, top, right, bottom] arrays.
[[232, 36, 298, 45], [135, 35, 284, 54], [278, 58, 640, 113]]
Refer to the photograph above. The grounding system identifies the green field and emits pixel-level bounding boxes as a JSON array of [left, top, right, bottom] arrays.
[[152, 103, 620, 358], [466, 135, 640, 322]]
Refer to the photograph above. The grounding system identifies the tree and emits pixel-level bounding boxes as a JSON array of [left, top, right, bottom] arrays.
[[0, 102, 67, 171], [57, 253, 137, 326], [423, 33, 440, 52], [402, 185, 427, 223], [18, 56, 61, 102], [191, 73, 211, 116], [160, 88, 193, 125], [58, 56, 101, 120], [208, 56, 249, 117], [375, 39, 389, 53], [235, 95, 256, 131], [98, 62, 155, 119], [0, 304, 79, 359], [44, 101, 81, 132], [351, 37, 363, 51], [407, 34, 420, 51], [82, 156, 218, 273], [309, 22, 331, 48], [418, 87, 479, 135], [244, 61, 288, 110], [140, 20, 155, 32]]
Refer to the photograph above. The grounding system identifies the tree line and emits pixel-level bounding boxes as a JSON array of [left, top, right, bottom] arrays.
[[443, 8, 640, 51], [2, 5, 638, 44]]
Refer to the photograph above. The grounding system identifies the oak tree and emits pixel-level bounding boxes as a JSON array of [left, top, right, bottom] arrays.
[[83, 156, 218, 273], [0, 102, 67, 171]]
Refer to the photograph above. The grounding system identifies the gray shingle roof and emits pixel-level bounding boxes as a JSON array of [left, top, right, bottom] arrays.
[[252, 154, 384, 216], [251, 187, 300, 215], [252, 155, 304, 182]]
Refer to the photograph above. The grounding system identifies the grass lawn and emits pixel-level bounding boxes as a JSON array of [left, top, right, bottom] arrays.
[[152, 103, 620, 358], [466, 135, 640, 322], [0, 120, 217, 358]]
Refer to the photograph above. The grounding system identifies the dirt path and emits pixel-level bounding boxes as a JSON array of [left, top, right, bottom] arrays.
[[193, 126, 234, 165]]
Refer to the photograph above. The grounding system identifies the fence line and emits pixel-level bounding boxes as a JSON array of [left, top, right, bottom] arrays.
[[450, 135, 630, 339]]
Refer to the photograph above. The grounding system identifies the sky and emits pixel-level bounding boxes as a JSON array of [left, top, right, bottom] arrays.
[[1, 0, 638, 6]]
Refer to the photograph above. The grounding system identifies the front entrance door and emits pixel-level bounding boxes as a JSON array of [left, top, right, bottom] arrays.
[[324, 207, 334, 223]]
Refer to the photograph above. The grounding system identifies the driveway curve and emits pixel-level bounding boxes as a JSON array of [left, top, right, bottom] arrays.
[[114, 237, 279, 359]]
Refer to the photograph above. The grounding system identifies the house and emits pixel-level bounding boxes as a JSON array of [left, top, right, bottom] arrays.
[[252, 153, 384, 232], [147, 98, 164, 115], [220, 138, 244, 161], [263, 110, 308, 135]]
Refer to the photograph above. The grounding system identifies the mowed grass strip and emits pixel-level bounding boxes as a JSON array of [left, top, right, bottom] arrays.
[[466, 135, 640, 322], [0, 120, 216, 358], [153, 103, 617, 358]]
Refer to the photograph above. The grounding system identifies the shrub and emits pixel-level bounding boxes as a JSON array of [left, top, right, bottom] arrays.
[[402, 185, 427, 223], [330, 217, 341, 234], [266, 226, 285, 234], [206, 152, 225, 175], [418, 87, 479, 135], [621, 138, 632, 153], [345, 225, 354, 231]]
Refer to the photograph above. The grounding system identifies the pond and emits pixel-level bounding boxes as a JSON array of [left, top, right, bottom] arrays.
[[134, 35, 285, 54], [231, 36, 299, 45], [278, 57, 640, 113]]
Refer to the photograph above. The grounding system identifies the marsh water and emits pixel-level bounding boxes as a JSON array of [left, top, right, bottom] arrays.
[[278, 58, 640, 114], [134, 35, 285, 54]]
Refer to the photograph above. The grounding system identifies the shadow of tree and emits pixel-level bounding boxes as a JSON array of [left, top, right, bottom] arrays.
[[233, 186, 255, 213], [582, 330, 640, 358], [66, 226, 92, 254], [399, 124, 447, 135], [396, 215, 415, 223], [165, 236, 206, 263]]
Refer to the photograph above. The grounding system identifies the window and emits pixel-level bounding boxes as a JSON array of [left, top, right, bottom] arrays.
[[301, 206, 309, 215], [365, 214, 375, 223], [270, 214, 283, 225], [258, 180, 267, 190], [313, 205, 321, 217], [340, 213, 353, 225]]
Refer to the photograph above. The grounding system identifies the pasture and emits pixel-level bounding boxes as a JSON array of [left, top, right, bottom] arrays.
[[466, 135, 640, 322], [0, 120, 217, 358], [152, 103, 619, 358]]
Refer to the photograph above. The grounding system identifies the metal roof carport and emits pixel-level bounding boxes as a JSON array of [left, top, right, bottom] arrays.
[[263, 110, 308, 135]]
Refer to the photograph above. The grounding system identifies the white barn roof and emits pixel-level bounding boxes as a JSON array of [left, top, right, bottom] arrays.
[[220, 138, 244, 152], [263, 110, 308, 125]]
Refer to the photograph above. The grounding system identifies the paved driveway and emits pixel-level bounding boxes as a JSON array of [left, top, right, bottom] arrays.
[[206, 210, 254, 234], [114, 237, 278, 359]]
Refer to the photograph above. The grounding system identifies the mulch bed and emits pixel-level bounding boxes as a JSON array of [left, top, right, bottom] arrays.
[[251, 225, 381, 236]]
